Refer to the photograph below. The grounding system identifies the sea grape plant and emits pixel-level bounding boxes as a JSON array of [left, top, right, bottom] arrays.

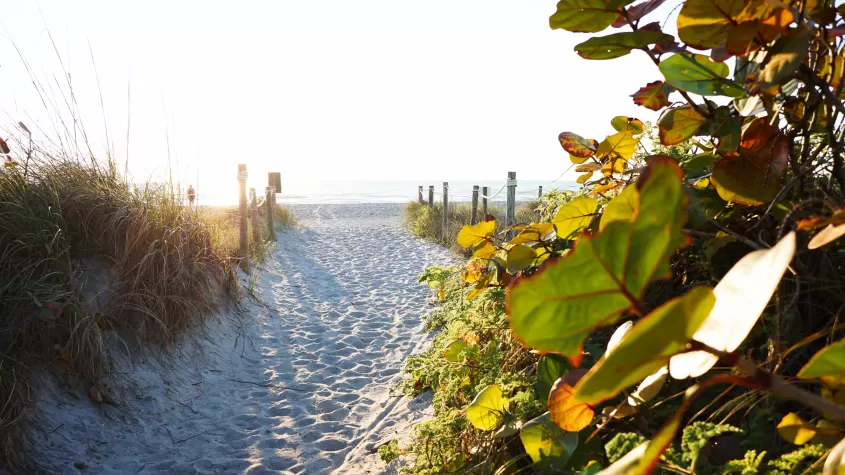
[[441, 0, 845, 469]]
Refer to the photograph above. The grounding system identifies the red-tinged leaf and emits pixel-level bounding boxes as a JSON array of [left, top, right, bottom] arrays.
[[711, 118, 789, 205], [612, 0, 668, 27], [548, 369, 594, 431], [574, 31, 673, 60], [559, 132, 599, 163], [631, 81, 671, 111], [0, 138, 9, 154]]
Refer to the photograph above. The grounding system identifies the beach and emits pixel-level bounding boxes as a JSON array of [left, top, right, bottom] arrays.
[[29, 203, 455, 474]]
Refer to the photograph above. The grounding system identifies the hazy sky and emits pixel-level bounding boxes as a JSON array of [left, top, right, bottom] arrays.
[[1, 1, 674, 194]]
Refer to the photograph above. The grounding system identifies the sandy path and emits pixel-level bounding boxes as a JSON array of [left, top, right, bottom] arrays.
[[29, 203, 454, 474]]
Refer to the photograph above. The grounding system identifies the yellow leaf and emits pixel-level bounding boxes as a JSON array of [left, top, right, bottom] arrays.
[[457, 220, 496, 248], [809, 223, 845, 250], [472, 241, 497, 258], [575, 162, 602, 173], [596, 131, 638, 161], [577, 172, 593, 184], [777, 413, 817, 445], [549, 370, 594, 431], [601, 157, 627, 176], [553, 197, 598, 239], [508, 223, 555, 245], [590, 182, 619, 196]]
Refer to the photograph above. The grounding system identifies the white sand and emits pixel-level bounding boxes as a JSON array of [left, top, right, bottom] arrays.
[[27, 203, 455, 474]]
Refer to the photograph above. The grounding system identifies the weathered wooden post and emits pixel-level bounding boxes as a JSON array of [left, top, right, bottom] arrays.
[[442, 182, 449, 244], [266, 186, 275, 240], [471, 185, 479, 225], [536, 186, 543, 221], [250, 187, 260, 243], [238, 164, 249, 272], [539, 186, 543, 199], [428, 186, 434, 206], [418, 186, 424, 204], [482, 186, 488, 217], [506, 172, 516, 239]]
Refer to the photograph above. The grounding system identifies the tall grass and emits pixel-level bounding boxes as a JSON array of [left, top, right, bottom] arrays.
[[0, 149, 292, 469], [404, 201, 539, 254]]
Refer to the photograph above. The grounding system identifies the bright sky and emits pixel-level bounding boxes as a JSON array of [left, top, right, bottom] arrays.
[[1, 1, 673, 195]]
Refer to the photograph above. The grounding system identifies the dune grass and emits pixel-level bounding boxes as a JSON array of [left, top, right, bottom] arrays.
[[0, 150, 292, 470], [404, 201, 539, 254]]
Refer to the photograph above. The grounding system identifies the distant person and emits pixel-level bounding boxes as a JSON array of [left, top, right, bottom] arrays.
[[187, 185, 196, 207]]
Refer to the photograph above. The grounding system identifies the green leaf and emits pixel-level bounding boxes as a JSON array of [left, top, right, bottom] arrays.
[[467, 384, 508, 431], [553, 196, 598, 239], [658, 106, 706, 146], [550, 0, 637, 33], [749, 26, 813, 94], [536, 355, 570, 403], [600, 185, 639, 231], [508, 157, 688, 361], [681, 153, 716, 174], [631, 80, 673, 111], [712, 108, 742, 154], [659, 54, 745, 97], [574, 288, 715, 404], [520, 412, 579, 463], [443, 339, 468, 362], [798, 338, 845, 379], [506, 245, 537, 273], [575, 31, 673, 60]]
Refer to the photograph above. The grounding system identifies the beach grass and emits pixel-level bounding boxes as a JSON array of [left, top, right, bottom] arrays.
[[0, 151, 291, 470], [403, 201, 539, 254]]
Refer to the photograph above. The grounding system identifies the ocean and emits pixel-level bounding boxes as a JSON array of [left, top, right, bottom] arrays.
[[250, 179, 578, 205]]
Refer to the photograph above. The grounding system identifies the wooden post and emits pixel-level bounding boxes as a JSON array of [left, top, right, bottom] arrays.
[[238, 164, 249, 272], [506, 172, 516, 239], [266, 186, 276, 240], [249, 187, 260, 243], [536, 186, 543, 222], [442, 182, 449, 244], [418, 185, 424, 204], [428, 186, 434, 206], [482, 186, 488, 217], [471, 185, 479, 225], [538, 186, 543, 199]]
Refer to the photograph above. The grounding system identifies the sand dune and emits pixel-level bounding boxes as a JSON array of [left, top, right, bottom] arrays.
[[29, 203, 455, 474]]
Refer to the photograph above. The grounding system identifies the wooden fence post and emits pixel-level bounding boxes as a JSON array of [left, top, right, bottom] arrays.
[[471, 185, 479, 225], [418, 186, 424, 204], [428, 186, 434, 206], [250, 187, 260, 244], [442, 182, 448, 244], [266, 186, 276, 240], [506, 172, 516, 239], [482, 186, 488, 217], [238, 164, 249, 272], [539, 186, 543, 199]]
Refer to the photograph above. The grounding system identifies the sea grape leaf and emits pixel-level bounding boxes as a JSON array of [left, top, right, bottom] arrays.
[[444, 339, 468, 362], [574, 287, 715, 404], [748, 26, 813, 95], [508, 223, 556, 245], [628, 366, 668, 406], [658, 106, 706, 146], [508, 157, 688, 360], [600, 185, 639, 231], [507, 245, 538, 273], [591, 182, 620, 196], [808, 224, 845, 250], [659, 53, 745, 97], [550, 0, 638, 33], [605, 321, 633, 357], [520, 412, 579, 463], [777, 413, 817, 445], [709, 107, 741, 154], [467, 384, 508, 431], [553, 196, 598, 239], [559, 132, 599, 164], [575, 163, 602, 172], [575, 31, 673, 60], [711, 118, 789, 205], [537, 355, 570, 402], [798, 338, 845, 379], [0, 138, 9, 154], [602, 158, 627, 176], [724, 8, 794, 56], [631, 80, 671, 111], [596, 131, 638, 161], [457, 220, 496, 248], [610, 116, 645, 134], [549, 369, 594, 431], [677, 0, 775, 50], [577, 172, 593, 184], [670, 232, 796, 379], [681, 153, 716, 174], [473, 241, 497, 258]]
